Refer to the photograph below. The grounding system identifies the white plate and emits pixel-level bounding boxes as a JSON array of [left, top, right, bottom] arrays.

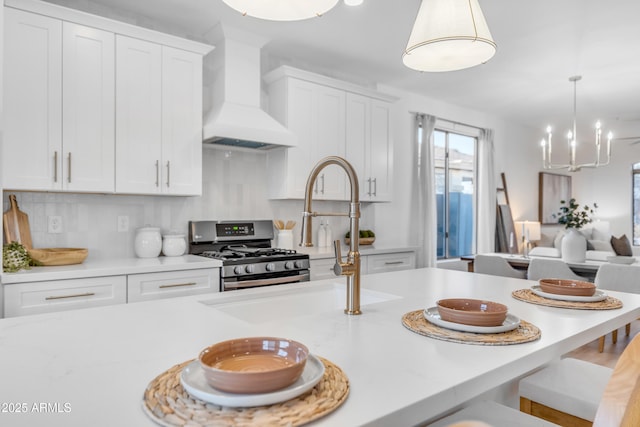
[[531, 285, 607, 302], [607, 256, 636, 265], [180, 354, 325, 408], [423, 307, 520, 334]]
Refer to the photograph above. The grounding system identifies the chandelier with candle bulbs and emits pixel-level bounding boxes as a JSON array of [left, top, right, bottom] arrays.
[[541, 76, 613, 172]]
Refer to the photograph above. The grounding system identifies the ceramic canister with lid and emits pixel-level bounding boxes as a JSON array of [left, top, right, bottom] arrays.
[[134, 226, 162, 258], [162, 233, 186, 257]]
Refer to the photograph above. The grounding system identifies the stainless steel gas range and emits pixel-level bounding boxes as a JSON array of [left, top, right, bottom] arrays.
[[188, 220, 310, 291]]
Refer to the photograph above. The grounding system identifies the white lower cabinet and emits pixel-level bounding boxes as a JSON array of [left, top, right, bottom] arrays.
[[310, 258, 338, 281], [4, 276, 127, 317], [366, 252, 416, 275], [127, 269, 219, 303], [310, 250, 415, 279]]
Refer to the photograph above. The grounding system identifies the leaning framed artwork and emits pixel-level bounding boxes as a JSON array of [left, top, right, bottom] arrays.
[[539, 172, 572, 224]]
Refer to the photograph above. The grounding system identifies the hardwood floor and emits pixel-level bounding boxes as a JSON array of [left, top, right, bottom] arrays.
[[565, 320, 640, 368]]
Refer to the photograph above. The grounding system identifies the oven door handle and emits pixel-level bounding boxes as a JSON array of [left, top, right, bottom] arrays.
[[225, 274, 309, 290]]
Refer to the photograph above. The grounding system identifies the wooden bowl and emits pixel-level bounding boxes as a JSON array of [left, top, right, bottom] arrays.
[[199, 337, 309, 394], [27, 248, 88, 266], [436, 298, 508, 327], [538, 278, 596, 296], [345, 237, 375, 245]]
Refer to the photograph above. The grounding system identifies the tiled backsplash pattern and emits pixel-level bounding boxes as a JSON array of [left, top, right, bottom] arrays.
[[2, 148, 364, 259]]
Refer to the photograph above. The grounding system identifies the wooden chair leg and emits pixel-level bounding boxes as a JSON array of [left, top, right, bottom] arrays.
[[599, 335, 605, 353], [626, 323, 631, 337], [613, 329, 618, 345]]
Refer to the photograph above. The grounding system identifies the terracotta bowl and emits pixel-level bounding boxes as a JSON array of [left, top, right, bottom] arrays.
[[199, 337, 309, 394], [436, 298, 508, 327], [538, 278, 596, 296]]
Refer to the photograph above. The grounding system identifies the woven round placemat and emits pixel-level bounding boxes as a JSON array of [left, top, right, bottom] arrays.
[[401, 309, 541, 345], [512, 289, 623, 310], [142, 357, 349, 427]]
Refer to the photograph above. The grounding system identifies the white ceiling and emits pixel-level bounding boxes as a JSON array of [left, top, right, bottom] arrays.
[[45, 0, 640, 142]]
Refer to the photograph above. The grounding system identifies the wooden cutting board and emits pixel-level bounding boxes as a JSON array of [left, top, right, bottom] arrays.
[[3, 195, 33, 249]]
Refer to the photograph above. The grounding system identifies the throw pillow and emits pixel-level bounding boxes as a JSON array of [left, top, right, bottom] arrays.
[[610, 235, 633, 256], [588, 239, 614, 252]]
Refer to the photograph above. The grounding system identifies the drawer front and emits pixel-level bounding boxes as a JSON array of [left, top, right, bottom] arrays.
[[127, 268, 219, 302], [366, 252, 416, 275], [4, 276, 127, 317], [310, 258, 337, 281]]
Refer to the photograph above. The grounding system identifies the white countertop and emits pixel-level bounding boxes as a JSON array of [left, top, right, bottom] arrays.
[[297, 243, 418, 259], [0, 255, 222, 284], [1, 268, 639, 426]]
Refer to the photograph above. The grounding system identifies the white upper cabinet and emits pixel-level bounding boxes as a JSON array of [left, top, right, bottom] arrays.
[[266, 76, 346, 200], [115, 38, 203, 196], [265, 66, 395, 201], [161, 47, 203, 196], [346, 93, 393, 201], [3, 8, 62, 191], [3, 10, 115, 192], [115, 36, 163, 194], [2, 0, 211, 195], [62, 22, 115, 193]]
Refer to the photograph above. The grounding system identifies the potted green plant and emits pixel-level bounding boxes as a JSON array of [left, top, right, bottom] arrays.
[[553, 198, 597, 263], [554, 198, 597, 229]]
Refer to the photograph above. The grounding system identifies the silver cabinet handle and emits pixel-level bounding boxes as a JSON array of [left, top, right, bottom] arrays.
[[320, 173, 325, 194], [384, 261, 403, 265], [314, 180, 319, 194], [45, 292, 95, 300], [67, 152, 72, 183], [54, 151, 58, 182], [166, 161, 170, 187], [372, 177, 377, 197], [367, 177, 372, 196], [155, 160, 160, 187], [159, 282, 196, 289]]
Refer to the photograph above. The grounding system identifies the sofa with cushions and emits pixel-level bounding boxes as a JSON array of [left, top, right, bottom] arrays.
[[529, 221, 636, 262]]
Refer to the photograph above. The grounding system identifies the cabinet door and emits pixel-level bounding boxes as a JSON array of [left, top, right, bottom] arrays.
[[127, 268, 219, 302], [4, 276, 127, 317], [345, 93, 370, 200], [115, 35, 162, 194], [369, 100, 392, 201], [161, 46, 203, 195], [3, 8, 62, 191], [366, 252, 416, 275], [62, 22, 115, 192], [310, 258, 338, 281], [312, 86, 346, 200]]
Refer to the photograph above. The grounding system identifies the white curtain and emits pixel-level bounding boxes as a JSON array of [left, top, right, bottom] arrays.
[[414, 113, 437, 268], [476, 128, 497, 254]]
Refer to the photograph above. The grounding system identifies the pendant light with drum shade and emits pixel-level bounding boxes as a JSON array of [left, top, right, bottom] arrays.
[[403, 0, 497, 72], [221, 0, 340, 21]]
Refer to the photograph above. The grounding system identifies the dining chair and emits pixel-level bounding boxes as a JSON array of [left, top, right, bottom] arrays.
[[429, 332, 640, 427], [526, 258, 584, 281], [473, 255, 527, 279], [594, 263, 640, 352]]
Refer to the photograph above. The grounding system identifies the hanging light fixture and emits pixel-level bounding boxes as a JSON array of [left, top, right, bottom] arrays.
[[541, 76, 613, 172], [402, 0, 497, 72], [222, 0, 340, 21]]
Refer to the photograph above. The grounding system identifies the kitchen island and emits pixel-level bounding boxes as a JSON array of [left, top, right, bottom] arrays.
[[1, 267, 639, 426]]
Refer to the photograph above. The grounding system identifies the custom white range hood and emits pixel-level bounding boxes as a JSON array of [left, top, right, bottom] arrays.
[[202, 25, 296, 149]]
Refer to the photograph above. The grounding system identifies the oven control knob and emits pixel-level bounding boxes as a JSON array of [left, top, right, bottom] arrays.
[[284, 261, 294, 270], [266, 263, 276, 271], [294, 260, 305, 269], [234, 266, 244, 275], [245, 265, 255, 274]]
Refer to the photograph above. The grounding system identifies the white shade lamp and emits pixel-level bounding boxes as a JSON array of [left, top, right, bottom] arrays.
[[403, 0, 497, 72], [515, 221, 541, 258], [222, 0, 340, 21]]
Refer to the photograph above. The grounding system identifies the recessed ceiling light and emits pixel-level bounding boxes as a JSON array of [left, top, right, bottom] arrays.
[[344, 0, 364, 6]]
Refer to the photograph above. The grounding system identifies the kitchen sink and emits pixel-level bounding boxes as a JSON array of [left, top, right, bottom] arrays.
[[200, 283, 401, 323]]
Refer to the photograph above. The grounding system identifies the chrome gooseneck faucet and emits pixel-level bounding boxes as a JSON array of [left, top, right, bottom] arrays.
[[300, 156, 361, 315]]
